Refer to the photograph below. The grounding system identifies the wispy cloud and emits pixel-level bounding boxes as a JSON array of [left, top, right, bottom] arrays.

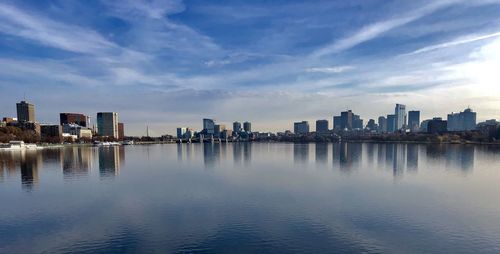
[[405, 31, 500, 55], [311, 0, 460, 57], [305, 66, 355, 74], [0, 3, 116, 54]]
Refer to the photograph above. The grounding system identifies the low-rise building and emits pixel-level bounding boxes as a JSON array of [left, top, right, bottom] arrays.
[[294, 121, 310, 134], [41, 124, 62, 142], [427, 118, 447, 134], [63, 124, 93, 139]]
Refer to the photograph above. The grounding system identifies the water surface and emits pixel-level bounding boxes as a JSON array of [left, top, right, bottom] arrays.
[[1, 143, 500, 253]]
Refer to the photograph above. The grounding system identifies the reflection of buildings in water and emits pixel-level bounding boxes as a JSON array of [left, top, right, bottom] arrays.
[[376, 143, 387, 169], [445, 145, 474, 173], [41, 148, 62, 164], [293, 143, 309, 164], [0, 152, 20, 177], [336, 142, 363, 171], [176, 143, 195, 163], [365, 143, 376, 165], [242, 142, 252, 165], [61, 147, 93, 178], [407, 144, 418, 171], [332, 142, 351, 171], [98, 146, 123, 178], [233, 143, 243, 165], [177, 143, 182, 162], [203, 143, 221, 169], [315, 143, 328, 164], [20, 150, 42, 191], [426, 144, 446, 159], [385, 144, 395, 166], [392, 144, 406, 177], [232, 142, 252, 166]]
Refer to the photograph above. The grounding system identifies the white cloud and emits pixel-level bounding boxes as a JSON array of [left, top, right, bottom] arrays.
[[406, 31, 500, 55], [305, 66, 355, 74]]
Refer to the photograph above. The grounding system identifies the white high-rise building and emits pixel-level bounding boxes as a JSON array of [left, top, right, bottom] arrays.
[[395, 104, 406, 130]]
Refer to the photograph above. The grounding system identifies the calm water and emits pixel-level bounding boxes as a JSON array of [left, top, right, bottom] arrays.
[[1, 143, 500, 253]]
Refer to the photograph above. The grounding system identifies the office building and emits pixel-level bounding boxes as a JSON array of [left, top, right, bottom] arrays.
[[203, 118, 215, 134], [60, 113, 89, 127], [447, 108, 476, 131], [366, 119, 377, 131], [316, 120, 329, 133], [177, 127, 187, 138], [408, 111, 420, 132], [340, 110, 354, 130], [214, 124, 226, 137], [118, 123, 124, 140], [378, 116, 387, 133], [294, 121, 310, 134], [41, 125, 62, 142], [428, 117, 447, 134], [97, 112, 119, 138], [395, 104, 406, 130], [243, 121, 252, 132], [333, 116, 342, 130], [387, 114, 397, 133], [62, 124, 92, 139], [353, 114, 363, 129], [16, 101, 35, 122], [221, 129, 233, 139], [233, 121, 242, 133]]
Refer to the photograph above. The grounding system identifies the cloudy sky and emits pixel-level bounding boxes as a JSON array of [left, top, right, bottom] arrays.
[[0, 0, 499, 135]]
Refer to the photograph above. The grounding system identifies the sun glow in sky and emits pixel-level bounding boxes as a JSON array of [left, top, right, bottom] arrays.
[[0, 0, 499, 135]]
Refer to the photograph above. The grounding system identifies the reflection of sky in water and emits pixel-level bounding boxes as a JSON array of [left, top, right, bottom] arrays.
[[0, 144, 499, 253]]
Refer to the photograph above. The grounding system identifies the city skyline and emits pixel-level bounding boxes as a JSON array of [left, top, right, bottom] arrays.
[[0, 1, 499, 135], [0, 99, 488, 137]]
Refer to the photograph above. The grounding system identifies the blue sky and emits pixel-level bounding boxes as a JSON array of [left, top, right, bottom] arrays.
[[0, 0, 499, 135]]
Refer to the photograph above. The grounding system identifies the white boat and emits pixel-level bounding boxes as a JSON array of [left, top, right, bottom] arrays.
[[98, 141, 121, 146], [123, 140, 134, 145], [0, 141, 42, 150]]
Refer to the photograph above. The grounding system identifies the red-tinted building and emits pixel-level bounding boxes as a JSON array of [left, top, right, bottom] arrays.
[[60, 113, 89, 127], [118, 123, 125, 140]]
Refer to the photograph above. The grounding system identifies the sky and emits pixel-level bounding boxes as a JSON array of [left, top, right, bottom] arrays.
[[0, 0, 499, 136]]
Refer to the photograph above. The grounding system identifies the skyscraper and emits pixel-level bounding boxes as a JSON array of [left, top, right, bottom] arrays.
[[316, 120, 329, 133], [97, 112, 118, 138], [60, 113, 89, 127], [333, 116, 342, 130], [353, 114, 363, 129], [243, 121, 251, 132], [203, 118, 215, 134], [340, 110, 353, 130], [378, 116, 387, 133], [294, 121, 310, 134], [16, 101, 35, 122], [387, 114, 397, 133], [408, 111, 420, 132], [233, 121, 242, 133], [395, 104, 406, 130]]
